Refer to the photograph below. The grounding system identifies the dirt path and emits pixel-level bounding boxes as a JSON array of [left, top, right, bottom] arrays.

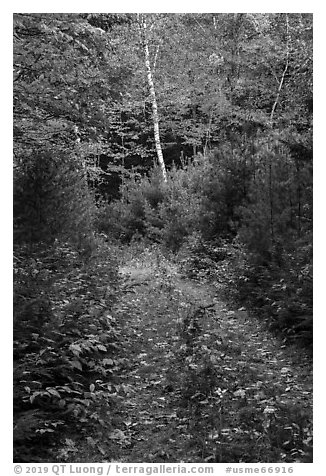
[[106, 251, 312, 463]]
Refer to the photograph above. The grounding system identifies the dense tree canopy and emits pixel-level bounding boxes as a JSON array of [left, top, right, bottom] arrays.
[[14, 13, 312, 186]]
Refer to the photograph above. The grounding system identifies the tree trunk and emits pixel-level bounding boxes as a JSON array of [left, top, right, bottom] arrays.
[[138, 14, 167, 182], [270, 14, 290, 123], [267, 15, 290, 245]]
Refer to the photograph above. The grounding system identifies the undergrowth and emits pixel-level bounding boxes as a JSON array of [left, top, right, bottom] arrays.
[[171, 277, 312, 462], [176, 232, 312, 347], [13, 239, 312, 463], [13, 237, 121, 462]]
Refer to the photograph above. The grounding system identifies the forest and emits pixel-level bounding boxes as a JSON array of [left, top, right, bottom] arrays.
[[13, 13, 313, 464]]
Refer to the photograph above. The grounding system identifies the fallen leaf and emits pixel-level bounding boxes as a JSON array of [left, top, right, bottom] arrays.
[[233, 389, 246, 398]]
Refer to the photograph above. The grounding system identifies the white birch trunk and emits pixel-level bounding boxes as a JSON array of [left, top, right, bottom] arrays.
[[138, 14, 167, 182], [270, 14, 290, 123]]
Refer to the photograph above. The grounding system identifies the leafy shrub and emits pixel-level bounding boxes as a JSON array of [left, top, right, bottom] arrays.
[[97, 147, 253, 250], [13, 238, 120, 461], [225, 239, 313, 344], [95, 153, 243, 250], [95, 169, 166, 241]]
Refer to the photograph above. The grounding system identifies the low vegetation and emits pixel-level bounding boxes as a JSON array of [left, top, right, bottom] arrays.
[[13, 240, 119, 461]]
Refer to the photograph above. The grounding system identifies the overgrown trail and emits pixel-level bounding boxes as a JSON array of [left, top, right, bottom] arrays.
[[107, 248, 312, 463]]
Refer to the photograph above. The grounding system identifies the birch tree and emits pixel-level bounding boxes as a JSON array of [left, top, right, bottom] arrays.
[[137, 14, 167, 181]]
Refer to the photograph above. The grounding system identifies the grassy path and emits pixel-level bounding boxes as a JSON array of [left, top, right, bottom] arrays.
[[103, 247, 312, 463]]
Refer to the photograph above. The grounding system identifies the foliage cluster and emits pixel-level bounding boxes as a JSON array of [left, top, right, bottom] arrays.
[[13, 239, 122, 461], [178, 234, 312, 345], [96, 146, 249, 246], [227, 241, 313, 344]]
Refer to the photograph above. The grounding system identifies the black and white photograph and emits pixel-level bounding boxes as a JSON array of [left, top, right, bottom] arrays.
[[13, 9, 313, 466]]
